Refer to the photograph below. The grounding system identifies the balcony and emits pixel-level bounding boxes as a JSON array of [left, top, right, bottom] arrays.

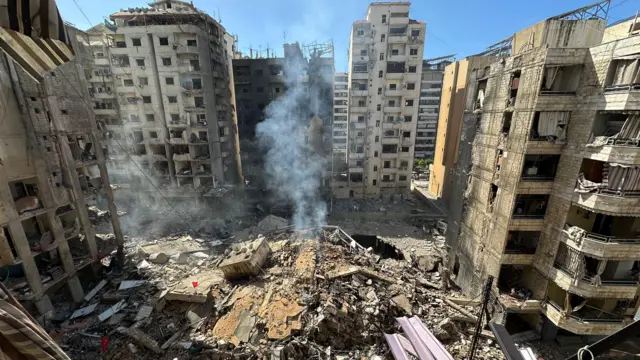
[[351, 89, 367, 97], [185, 105, 206, 113], [387, 53, 407, 62], [543, 301, 626, 336], [351, 72, 368, 80], [176, 45, 199, 54], [501, 231, 539, 265], [384, 106, 402, 113], [385, 73, 404, 80], [574, 159, 640, 216], [539, 65, 581, 96], [350, 106, 367, 113], [585, 113, 640, 164]]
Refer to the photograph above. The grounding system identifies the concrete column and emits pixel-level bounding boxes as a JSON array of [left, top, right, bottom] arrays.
[[89, 133, 124, 254], [46, 212, 84, 303]]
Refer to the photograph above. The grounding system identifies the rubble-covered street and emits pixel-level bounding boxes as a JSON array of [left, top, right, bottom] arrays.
[[42, 213, 516, 360]]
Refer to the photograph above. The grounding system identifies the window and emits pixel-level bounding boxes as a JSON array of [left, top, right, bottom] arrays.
[[168, 96, 177, 103], [136, 58, 145, 66], [403, 131, 411, 138], [257, 87, 264, 93], [373, 165, 378, 171], [258, 103, 265, 110], [374, 151, 378, 157], [381, 34, 385, 42], [399, 175, 407, 181], [123, 79, 134, 86], [375, 136, 379, 142], [377, 87, 382, 95], [391, 49, 399, 56], [60, 109, 68, 114], [409, 48, 418, 56], [275, 87, 280, 93], [377, 104, 381, 111], [401, 146, 409, 152], [380, 53, 384, 61], [187, 39, 197, 47], [143, 96, 151, 104], [373, 179, 377, 186], [356, 29, 365, 36], [242, 88, 249, 93], [219, 127, 226, 137], [389, 84, 397, 90], [384, 161, 391, 168], [411, 30, 420, 37], [162, 57, 171, 66], [405, 99, 414, 106], [407, 83, 415, 90], [146, 114, 154, 122], [165, 77, 174, 85], [255, 69, 263, 77], [404, 115, 412, 122], [358, 100, 366, 107], [360, 49, 368, 56], [159, 37, 169, 46], [171, 114, 180, 121], [378, 70, 383, 78], [357, 115, 365, 122], [388, 100, 396, 106], [150, 131, 158, 138], [376, 120, 380, 127], [132, 38, 141, 46], [382, 14, 387, 23], [408, 66, 417, 73], [356, 160, 363, 166], [139, 77, 148, 86]]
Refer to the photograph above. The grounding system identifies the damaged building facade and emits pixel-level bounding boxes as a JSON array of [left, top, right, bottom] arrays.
[[415, 56, 453, 160], [441, 2, 640, 339], [0, 26, 124, 316], [75, 0, 243, 204], [342, 2, 426, 199], [332, 72, 349, 195]]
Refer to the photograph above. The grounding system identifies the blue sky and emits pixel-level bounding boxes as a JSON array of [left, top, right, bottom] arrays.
[[58, 0, 637, 72]]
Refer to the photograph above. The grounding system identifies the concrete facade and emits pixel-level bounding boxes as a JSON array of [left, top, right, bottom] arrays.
[[415, 57, 452, 159], [342, 2, 426, 199], [332, 72, 349, 198], [443, 9, 640, 337], [77, 0, 242, 204], [0, 28, 123, 316]]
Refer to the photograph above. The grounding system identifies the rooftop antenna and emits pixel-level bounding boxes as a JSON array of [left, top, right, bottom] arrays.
[[217, 7, 221, 23]]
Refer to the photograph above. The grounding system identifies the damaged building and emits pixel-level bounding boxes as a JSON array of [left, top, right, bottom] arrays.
[[438, 1, 640, 339], [339, 2, 426, 199], [74, 0, 243, 205], [0, 23, 124, 316]]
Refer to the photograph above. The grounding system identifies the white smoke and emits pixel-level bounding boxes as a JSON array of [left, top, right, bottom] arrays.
[[256, 53, 329, 229]]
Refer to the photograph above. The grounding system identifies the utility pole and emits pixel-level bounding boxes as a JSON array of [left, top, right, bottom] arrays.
[[468, 275, 494, 360]]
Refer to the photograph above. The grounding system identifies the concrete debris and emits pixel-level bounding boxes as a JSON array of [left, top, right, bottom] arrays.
[[52, 225, 508, 360], [70, 303, 98, 319], [148, 252, 169, 264]]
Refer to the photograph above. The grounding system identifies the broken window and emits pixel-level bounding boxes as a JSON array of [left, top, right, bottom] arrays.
[[123, 79, 134, 86], [132, 38, 141, 46], [350, 173, 363, 183], [352, 63, 367, 73], [505, 231, 540, 254], [488, 184, 498, 213], [146, 114, 154, 122], [381, 34, 385, 42], [404, 115, 412, 122], [521, 155, 559, 181], [401, 146, 409, 152], [407, 83, 415, 90], [187, 39, 197, 47], [162, 57, 172, 66], [408, 66, 417, 73], [540, 65, 581, 94], [512, 195, 549, 218], [378, 70, 383, 78], [159, 37, 169, 46], [508, 71, 521, 106], [474, 79, 487, 110], [530, 111, 569, 142], [405, 99, 414, 106], [387, 61, 405, 73], [606, 58, 640, 89], [502, 112, 512, 135], [195, 97, 204, 107], [136, 58, 145, 66], [143, 96, 151, 104], [409, 48, 418, 56], [381, 14, 387, 23]]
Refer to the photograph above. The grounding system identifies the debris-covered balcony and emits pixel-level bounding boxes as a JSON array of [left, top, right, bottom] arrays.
[[551, 243, 639, 299], [9, 178, 44, 218], [544, 282, 628, 335], [540, 65, 581, 95], [169, 128, 186, 144], [586, 112, 640, 164], [575, 158, 640, 197], [562, 204, 640, 258], [497, 265, 543, 312], [604, 57, 640, 92], [506, 70, 520, 107]]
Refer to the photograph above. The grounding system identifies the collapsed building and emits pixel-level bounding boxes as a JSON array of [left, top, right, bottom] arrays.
[[0, 21, 123, 316], [435, 1, 640, 340]]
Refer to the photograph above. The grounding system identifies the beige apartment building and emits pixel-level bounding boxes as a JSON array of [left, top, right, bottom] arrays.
[[340, 2, 426, 199], [440, 3, 640, 338], [76, 0, 242, 203]]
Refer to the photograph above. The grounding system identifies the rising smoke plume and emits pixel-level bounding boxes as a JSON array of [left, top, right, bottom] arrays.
[[256, 51, 330, 230]]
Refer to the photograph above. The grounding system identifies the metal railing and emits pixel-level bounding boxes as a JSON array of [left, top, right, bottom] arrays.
[[547, 301, 626, 323], [580, 231, 640, 244]]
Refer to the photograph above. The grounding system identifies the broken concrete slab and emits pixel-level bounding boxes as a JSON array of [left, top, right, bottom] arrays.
[[294, 241, 317, 282], [83, 280, 107, 302], [134, 305, 153, 321], [117, 326, 162, 353], [70, 303, 98, 320], [165, 269, 225, 303], [391, 295, 412, 315], [140, 235, 207, 256], [107, 313, 126, 325], [218, 238, 270, 280], [98, 300, 126, 322]]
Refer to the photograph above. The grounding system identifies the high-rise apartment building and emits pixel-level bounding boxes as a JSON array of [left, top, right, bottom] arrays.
[[343, 2, 425, 199], [0, 24, 123, 316], [77, 0, 242, 203], [332, 72, 349, 196], [415, 56, 453, 160], [439, 3, 640, 338]]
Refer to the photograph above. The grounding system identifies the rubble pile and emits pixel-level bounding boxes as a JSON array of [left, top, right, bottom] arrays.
[[53, 225, 505, 359]]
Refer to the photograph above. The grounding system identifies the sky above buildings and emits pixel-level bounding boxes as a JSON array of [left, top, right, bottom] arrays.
[[58, 0, 637, 71]]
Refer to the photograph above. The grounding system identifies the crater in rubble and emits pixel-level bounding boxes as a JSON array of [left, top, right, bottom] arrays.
[[350, 234, 404, 259]]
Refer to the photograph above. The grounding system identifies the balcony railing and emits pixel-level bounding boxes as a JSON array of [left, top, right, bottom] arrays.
[[580, 230, 640, 244], [547, 301, 625, 323]]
